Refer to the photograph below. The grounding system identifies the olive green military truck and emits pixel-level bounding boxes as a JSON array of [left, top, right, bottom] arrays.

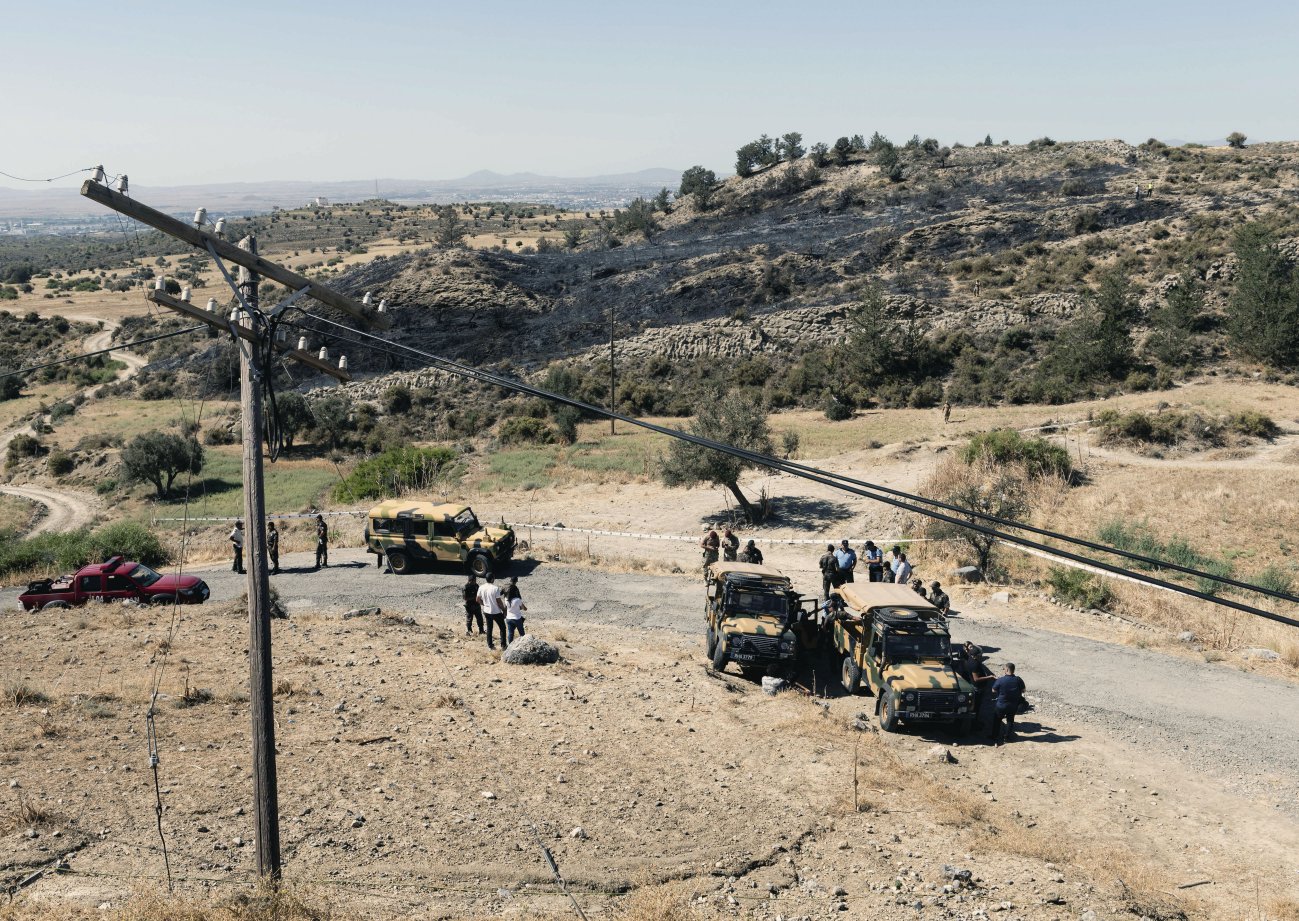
[[705, 562, 814, 678], [828, 583, 976, 733], [364, 500, 515, 577]]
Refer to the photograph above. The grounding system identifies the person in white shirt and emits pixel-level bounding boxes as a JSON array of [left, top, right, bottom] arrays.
[[895, 552, 913, 586], [506, 593, 527, 645], [228, 521, 245, 574], [476, 575, 507, 650]]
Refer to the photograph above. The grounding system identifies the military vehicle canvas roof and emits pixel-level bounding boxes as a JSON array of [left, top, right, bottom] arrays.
[[835, 582, 941, 614], [708, 562, 789, 583], [367, 500, 466, 519]]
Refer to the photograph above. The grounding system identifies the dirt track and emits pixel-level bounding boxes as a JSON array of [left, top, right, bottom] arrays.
[[0, 483, 98, 536]]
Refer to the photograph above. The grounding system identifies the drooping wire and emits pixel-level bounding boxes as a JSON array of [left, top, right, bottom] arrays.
[[0, 166, 96, 183], [282, 314, 1299, 630], [0, 325, 206, 380]]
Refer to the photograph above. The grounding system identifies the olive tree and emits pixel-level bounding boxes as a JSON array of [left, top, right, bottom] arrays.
[[121, 431, 204, 498], [659, 392, 774, 523]]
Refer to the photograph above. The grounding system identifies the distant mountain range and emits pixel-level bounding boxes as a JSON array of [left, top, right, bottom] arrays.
[[0, 168, 684, 220]]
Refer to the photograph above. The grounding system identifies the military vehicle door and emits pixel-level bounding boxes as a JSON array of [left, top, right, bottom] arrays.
[[431, 516, 462, 562]]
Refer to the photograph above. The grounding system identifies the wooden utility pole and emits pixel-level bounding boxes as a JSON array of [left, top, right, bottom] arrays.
[[237, 237, 281, 880], [608, 306, 616, 435]]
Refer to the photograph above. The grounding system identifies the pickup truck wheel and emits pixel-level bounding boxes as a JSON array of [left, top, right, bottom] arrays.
[[711, 634, 728, 673], [706, 626, 717, 657], [41, 600, 70, 611], [387, 551, 411, 575], [149, 595, 175, 607], [467, 553, 492, 579], [840, 655, 862, 695], [879, 695, 900, 733]]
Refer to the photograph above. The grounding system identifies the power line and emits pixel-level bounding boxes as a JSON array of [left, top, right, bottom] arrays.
[[0, 166, 96, 183], [284, 315, 1299, 630], [0, 324, 206, 380]]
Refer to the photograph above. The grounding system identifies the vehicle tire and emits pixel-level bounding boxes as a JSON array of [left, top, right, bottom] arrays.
[[149, 595, 175, 607], [841, 654, 862, 695], [706, 626, 717, 658], [41, 600, 70, 611], [387, 550, 411, 575], [467, 553, 492, 579], [712, 634, 728, 673], [879, 694, 900, 733]]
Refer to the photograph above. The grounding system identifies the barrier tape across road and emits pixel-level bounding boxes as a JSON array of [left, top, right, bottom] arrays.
[[513, 523, 949, 546]]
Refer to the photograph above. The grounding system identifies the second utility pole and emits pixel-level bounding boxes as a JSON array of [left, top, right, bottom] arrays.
[[238, 237, 282, 879]]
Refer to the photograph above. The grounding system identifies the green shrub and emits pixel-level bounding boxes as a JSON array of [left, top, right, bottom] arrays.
[[85, 521, 168, 566], [47, 451, 75, 477], [331, 445, 462, 501], [1045, 567, 1114, 610], [1098, 519, 1232, 595], [0, 520, 168, 578], [1227, 410, 1279, 439], [498, 416, 557, 445], [1254, 565, 1294, 596], [823, 394, 853, 421], [48, 402, 75, 422], [960, 429, 1072, 479], [94, 479, 118, 496]]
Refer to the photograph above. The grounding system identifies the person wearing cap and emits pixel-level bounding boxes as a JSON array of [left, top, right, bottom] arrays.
[[818, 543, 838, 599], [911, 578, 927, 599], [930, 581, 950, 616], [228, 520, 245, 574], [721, 528, 740, 562], [315, 514, 329, 569], [863, 540, 884, 582], [738, 539, 763, 565], [701, 526, 720, 569]]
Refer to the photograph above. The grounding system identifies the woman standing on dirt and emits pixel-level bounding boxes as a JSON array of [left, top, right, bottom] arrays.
[[505, 577, 527, 644]]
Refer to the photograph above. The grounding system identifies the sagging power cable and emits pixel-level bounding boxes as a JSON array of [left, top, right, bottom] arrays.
[[0, 324, 207, 380], [283, 313, 1299, 631]]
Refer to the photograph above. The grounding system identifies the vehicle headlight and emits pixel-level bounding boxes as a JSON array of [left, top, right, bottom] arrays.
[[957, 693, 968, 703], [779, 641, 793, 653], [904, 692, 916, 703]]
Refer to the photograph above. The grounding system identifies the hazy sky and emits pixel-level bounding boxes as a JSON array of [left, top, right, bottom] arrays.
[[4, 0, 1297, 189]]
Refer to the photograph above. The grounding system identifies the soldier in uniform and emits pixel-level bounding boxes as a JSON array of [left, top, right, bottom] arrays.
[[701, 526, 720, 569], [818, 543, 838, 599], [738, 539, 763, 565], [266, 521, 280, 575], [721, 528, 740, 562], [314, 514, 329, 569]]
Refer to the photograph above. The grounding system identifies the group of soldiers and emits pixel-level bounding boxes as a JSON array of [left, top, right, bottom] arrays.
[[226, 515, 331, 575], [700, 527, 765, 566]]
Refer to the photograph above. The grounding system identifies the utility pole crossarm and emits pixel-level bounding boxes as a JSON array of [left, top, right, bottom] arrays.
[[145, 290, 350, 381], [81, 180, 389, 330]]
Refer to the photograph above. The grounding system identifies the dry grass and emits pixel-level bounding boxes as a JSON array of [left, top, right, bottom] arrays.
[[3, 682, 49, 708], [273, 678, 298, 697], [0, 797, 62, 834], [1267, 895, 1299, 921], [0, 880, 339, 921]]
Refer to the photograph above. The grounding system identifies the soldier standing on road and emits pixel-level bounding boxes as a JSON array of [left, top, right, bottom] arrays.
[[229, 520, 245, 574], [701, 526, 720, 570], [721, 528, 740, 562], [818, 544, 838, 599], [314, 514, 329, 569], [943, 401, 952, 425], [930, 581, 950, 615], [834, 539, 857, 584], [267, 521, 280, 575], [463, 575, 484, 636], [863, 540, 884, 582], [476, 574, 507, 650], [989, 662, 1027, 746]]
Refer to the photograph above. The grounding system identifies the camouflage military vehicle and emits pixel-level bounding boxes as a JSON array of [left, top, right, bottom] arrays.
[[828, 583, 976, 733], [705, 562, 810, 677], [364, 500, 515, 577]]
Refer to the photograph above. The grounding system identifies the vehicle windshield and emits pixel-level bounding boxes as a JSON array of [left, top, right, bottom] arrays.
[[726, 587, 789, 620], [454, 509, 481, 537], [129, 564, 162, 588], [883, 633, 949, 661]]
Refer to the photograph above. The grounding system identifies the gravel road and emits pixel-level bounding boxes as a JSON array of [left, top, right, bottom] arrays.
[[0, 483, 98, 536], [7, 545, 1298, 817]]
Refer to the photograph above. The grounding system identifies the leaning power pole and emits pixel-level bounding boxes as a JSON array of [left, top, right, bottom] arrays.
[[80, 177, 384, 883], [236, 238, 280, 879]]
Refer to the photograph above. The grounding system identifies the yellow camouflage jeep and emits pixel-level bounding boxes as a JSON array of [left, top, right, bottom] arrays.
[[829, 583, 976, 733], [364, 500, 515, 577], [705, 561, 805, 678]]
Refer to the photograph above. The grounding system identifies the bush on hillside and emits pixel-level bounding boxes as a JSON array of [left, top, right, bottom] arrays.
[[332, 445, 462, 502], [498, 416, 558, 446], [1045, 567, 1114, 610], [0, 520, 168, 579], [960, 429, 1073, 480]]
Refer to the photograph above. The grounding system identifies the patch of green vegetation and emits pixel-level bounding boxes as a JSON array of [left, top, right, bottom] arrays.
[[1098, 519, 1233, 595], [1094, 408, 1278, 448], [152, 449, 337, 518], [331, 446, 463, 501], [0, 520, 168, 579], [482, 447, 559, 491], [960, 429, 1073, 479], [1045, 567, 1114, 610]]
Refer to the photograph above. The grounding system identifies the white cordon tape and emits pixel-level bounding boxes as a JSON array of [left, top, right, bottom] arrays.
[[1000, 541, 1165, 590], [152, 511, 364, 524], [514, 523, 949, 546]]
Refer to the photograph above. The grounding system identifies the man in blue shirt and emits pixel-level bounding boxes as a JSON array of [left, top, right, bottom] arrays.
[[989, 662, 1026, 745], [834, 539, 857, 584]]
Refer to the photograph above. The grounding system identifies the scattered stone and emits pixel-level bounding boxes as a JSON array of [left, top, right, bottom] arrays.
[[343, 607, 381, 620], [333, 700, 347, 713], [1243, 647, 1281, 661], [570, 826, 587, 839], [23, 828, 37, 839], [501, 636, 560, 666], [1178, 631, 1196, 644], [481, 791, 496, 800], [926, 745, 957, 764], [990, 590, 1011, 604], [954, 566, 984, 584], [8, 780, 18, 788], [232, 806, 245, 817], [761, 676, 788, 696], [232, 837, 244, 847]]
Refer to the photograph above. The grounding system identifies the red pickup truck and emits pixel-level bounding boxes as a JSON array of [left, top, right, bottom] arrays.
[[18, 555, 210, 611]]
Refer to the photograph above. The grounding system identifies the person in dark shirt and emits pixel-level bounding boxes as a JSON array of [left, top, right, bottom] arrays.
[[463, 575, 484, 636], [818, 544, 838, 599], [989, 662, 1026, 745], [929, 581, 950, 616]]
